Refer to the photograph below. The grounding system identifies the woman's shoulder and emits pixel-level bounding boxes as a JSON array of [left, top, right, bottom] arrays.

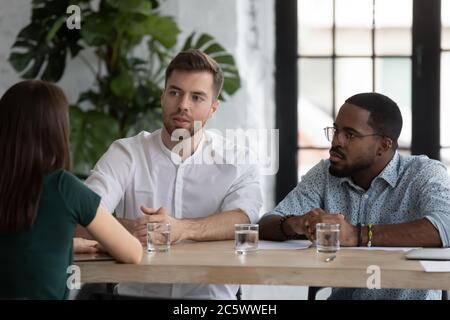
[[45, 169, 90, 194]]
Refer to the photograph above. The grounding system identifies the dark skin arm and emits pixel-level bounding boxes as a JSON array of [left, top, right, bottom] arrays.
[[359, 219, 442, 247], [259, 212, 311, 241], [260, 209, 442, 247]]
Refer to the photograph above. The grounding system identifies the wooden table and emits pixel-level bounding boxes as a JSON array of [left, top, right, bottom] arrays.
[[76, 240, 450, 290]]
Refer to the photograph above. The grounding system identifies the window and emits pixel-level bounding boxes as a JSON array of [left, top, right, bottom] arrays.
[[297, 0, 412, 177], [275, 0, 444, 201]]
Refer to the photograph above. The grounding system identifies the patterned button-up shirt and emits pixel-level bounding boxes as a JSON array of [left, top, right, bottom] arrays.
[[269, 152, 450, 299]]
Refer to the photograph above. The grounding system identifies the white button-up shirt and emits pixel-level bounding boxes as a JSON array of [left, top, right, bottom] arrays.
[[85, 129, 262, 299]]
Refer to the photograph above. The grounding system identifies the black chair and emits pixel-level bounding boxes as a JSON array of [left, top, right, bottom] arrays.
[[307, 286, 325, 300], [307, 287, 449, 300]]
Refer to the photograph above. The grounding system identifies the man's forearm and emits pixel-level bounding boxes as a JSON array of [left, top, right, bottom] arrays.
[[180, 210, 250, 242], [259, 214, 288, 241], [259, 214, 307, 241], [361, 218, 442, 247]]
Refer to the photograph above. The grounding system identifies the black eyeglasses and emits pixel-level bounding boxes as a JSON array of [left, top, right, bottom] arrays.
[[323, 127, 383, 144]]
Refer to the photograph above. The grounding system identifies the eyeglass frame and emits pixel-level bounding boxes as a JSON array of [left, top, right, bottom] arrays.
[[323, 126, 385, 144]]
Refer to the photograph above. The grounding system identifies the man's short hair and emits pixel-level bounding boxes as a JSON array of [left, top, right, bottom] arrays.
[[165, 49, 224, 99], [345, 92, 403, 149]]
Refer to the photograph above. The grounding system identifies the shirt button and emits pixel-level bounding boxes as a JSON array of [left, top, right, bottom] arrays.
[[363, 194, 369, 199]]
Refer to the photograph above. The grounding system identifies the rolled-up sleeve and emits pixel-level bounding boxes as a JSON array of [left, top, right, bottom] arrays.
[[267, 160, 326, 218], [85, 140, 135, 214], [418, 163, 450, 247], [220, 163, 263, 224]]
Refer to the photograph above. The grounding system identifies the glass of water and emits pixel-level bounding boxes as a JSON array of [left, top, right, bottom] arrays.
[[234, 224, 259, 255], [147, 223, 171, 252], [316, 223, 340, 253]]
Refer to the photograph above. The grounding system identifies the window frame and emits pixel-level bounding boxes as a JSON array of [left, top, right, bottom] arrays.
[[275, 0, 441, 202]]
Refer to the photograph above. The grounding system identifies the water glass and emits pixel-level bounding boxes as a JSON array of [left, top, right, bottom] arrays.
[[235, 224, 259, 255], [316, 223, 340, 253], [147, 223, 171, 252]]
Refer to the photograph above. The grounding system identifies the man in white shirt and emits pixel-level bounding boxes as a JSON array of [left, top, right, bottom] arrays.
[[84, 49, 263, 299]]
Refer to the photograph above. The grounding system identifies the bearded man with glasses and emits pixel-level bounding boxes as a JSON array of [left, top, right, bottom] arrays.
[[260, 92, 450, 300]]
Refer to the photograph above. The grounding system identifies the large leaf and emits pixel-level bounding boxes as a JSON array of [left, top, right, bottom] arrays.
[[8, 0, 85, 81], [70, 106, 120, 175], [142, 15, 180, 49], [182, 33, 241, 99], [81, 13, 116, 46]]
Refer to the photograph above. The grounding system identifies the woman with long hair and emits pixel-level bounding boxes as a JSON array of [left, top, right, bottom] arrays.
[[0, 80, 142, 299]]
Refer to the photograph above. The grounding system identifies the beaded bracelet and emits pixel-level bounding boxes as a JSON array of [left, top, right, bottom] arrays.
[[367, 224, 373, 247]]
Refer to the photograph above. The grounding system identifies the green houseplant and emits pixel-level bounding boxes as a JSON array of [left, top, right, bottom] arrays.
[[9, 0, 241, 176]]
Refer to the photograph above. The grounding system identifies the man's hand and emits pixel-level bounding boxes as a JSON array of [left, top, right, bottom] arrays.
[[283, 208, 327, 238], [132, 206, 184, 245], [305, 211, 358, 246], [73, 237, 101, 254]]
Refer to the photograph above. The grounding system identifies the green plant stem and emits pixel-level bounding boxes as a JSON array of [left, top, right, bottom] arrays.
[[110, 31, 124, 73]]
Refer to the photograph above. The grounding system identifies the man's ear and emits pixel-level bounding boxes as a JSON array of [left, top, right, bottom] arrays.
[[379, 136, 393, 154], [209, 99, 219, 118]]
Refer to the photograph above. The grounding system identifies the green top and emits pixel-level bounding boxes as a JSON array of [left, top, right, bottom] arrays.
[[0, 170, 100, 299]]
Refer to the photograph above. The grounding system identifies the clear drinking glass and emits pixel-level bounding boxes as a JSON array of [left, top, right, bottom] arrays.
[[316, 223, 340, 253], [234, 224, 259, 255], [147, 223, 171, 252]]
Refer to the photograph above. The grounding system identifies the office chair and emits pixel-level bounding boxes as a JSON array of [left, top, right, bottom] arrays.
[[307, 287, 449, 300]]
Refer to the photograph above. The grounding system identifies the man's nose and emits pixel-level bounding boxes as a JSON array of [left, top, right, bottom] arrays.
[[331, 130, 342, 147], [178, 94, 190, 112]]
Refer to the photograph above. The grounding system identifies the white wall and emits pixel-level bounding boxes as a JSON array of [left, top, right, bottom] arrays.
[[0, 0, 30, 94]]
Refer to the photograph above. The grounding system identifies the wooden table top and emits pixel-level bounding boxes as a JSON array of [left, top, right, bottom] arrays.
[[76, 240, 450, 290]]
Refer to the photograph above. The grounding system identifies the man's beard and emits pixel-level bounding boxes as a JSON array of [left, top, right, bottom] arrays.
[[328, 157, 374, 178]]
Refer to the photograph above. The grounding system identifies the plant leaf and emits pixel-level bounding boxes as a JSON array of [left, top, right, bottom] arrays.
[[70, 105, 120, 175], [110, 71, 135, 100], [144, 15, 180, 49], [81, 13, 116, 46], [8, 0, 83, 82]]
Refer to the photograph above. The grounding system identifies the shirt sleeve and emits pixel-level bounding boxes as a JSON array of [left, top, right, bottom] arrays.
[[267, 160, 326, 218], [220, 163, 263, 224], [417, 161, 450, 247], [58, 171, 101, 227], [84, 139, 135, 214]]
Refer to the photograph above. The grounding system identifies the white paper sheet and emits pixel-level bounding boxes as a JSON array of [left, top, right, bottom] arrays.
[[258, 240, 312, 250], [342, 247, 416, 252], [420, 261, 450, 272]]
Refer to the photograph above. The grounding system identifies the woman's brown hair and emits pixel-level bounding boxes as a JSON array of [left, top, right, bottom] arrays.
[[0, 80, 71, 232]]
